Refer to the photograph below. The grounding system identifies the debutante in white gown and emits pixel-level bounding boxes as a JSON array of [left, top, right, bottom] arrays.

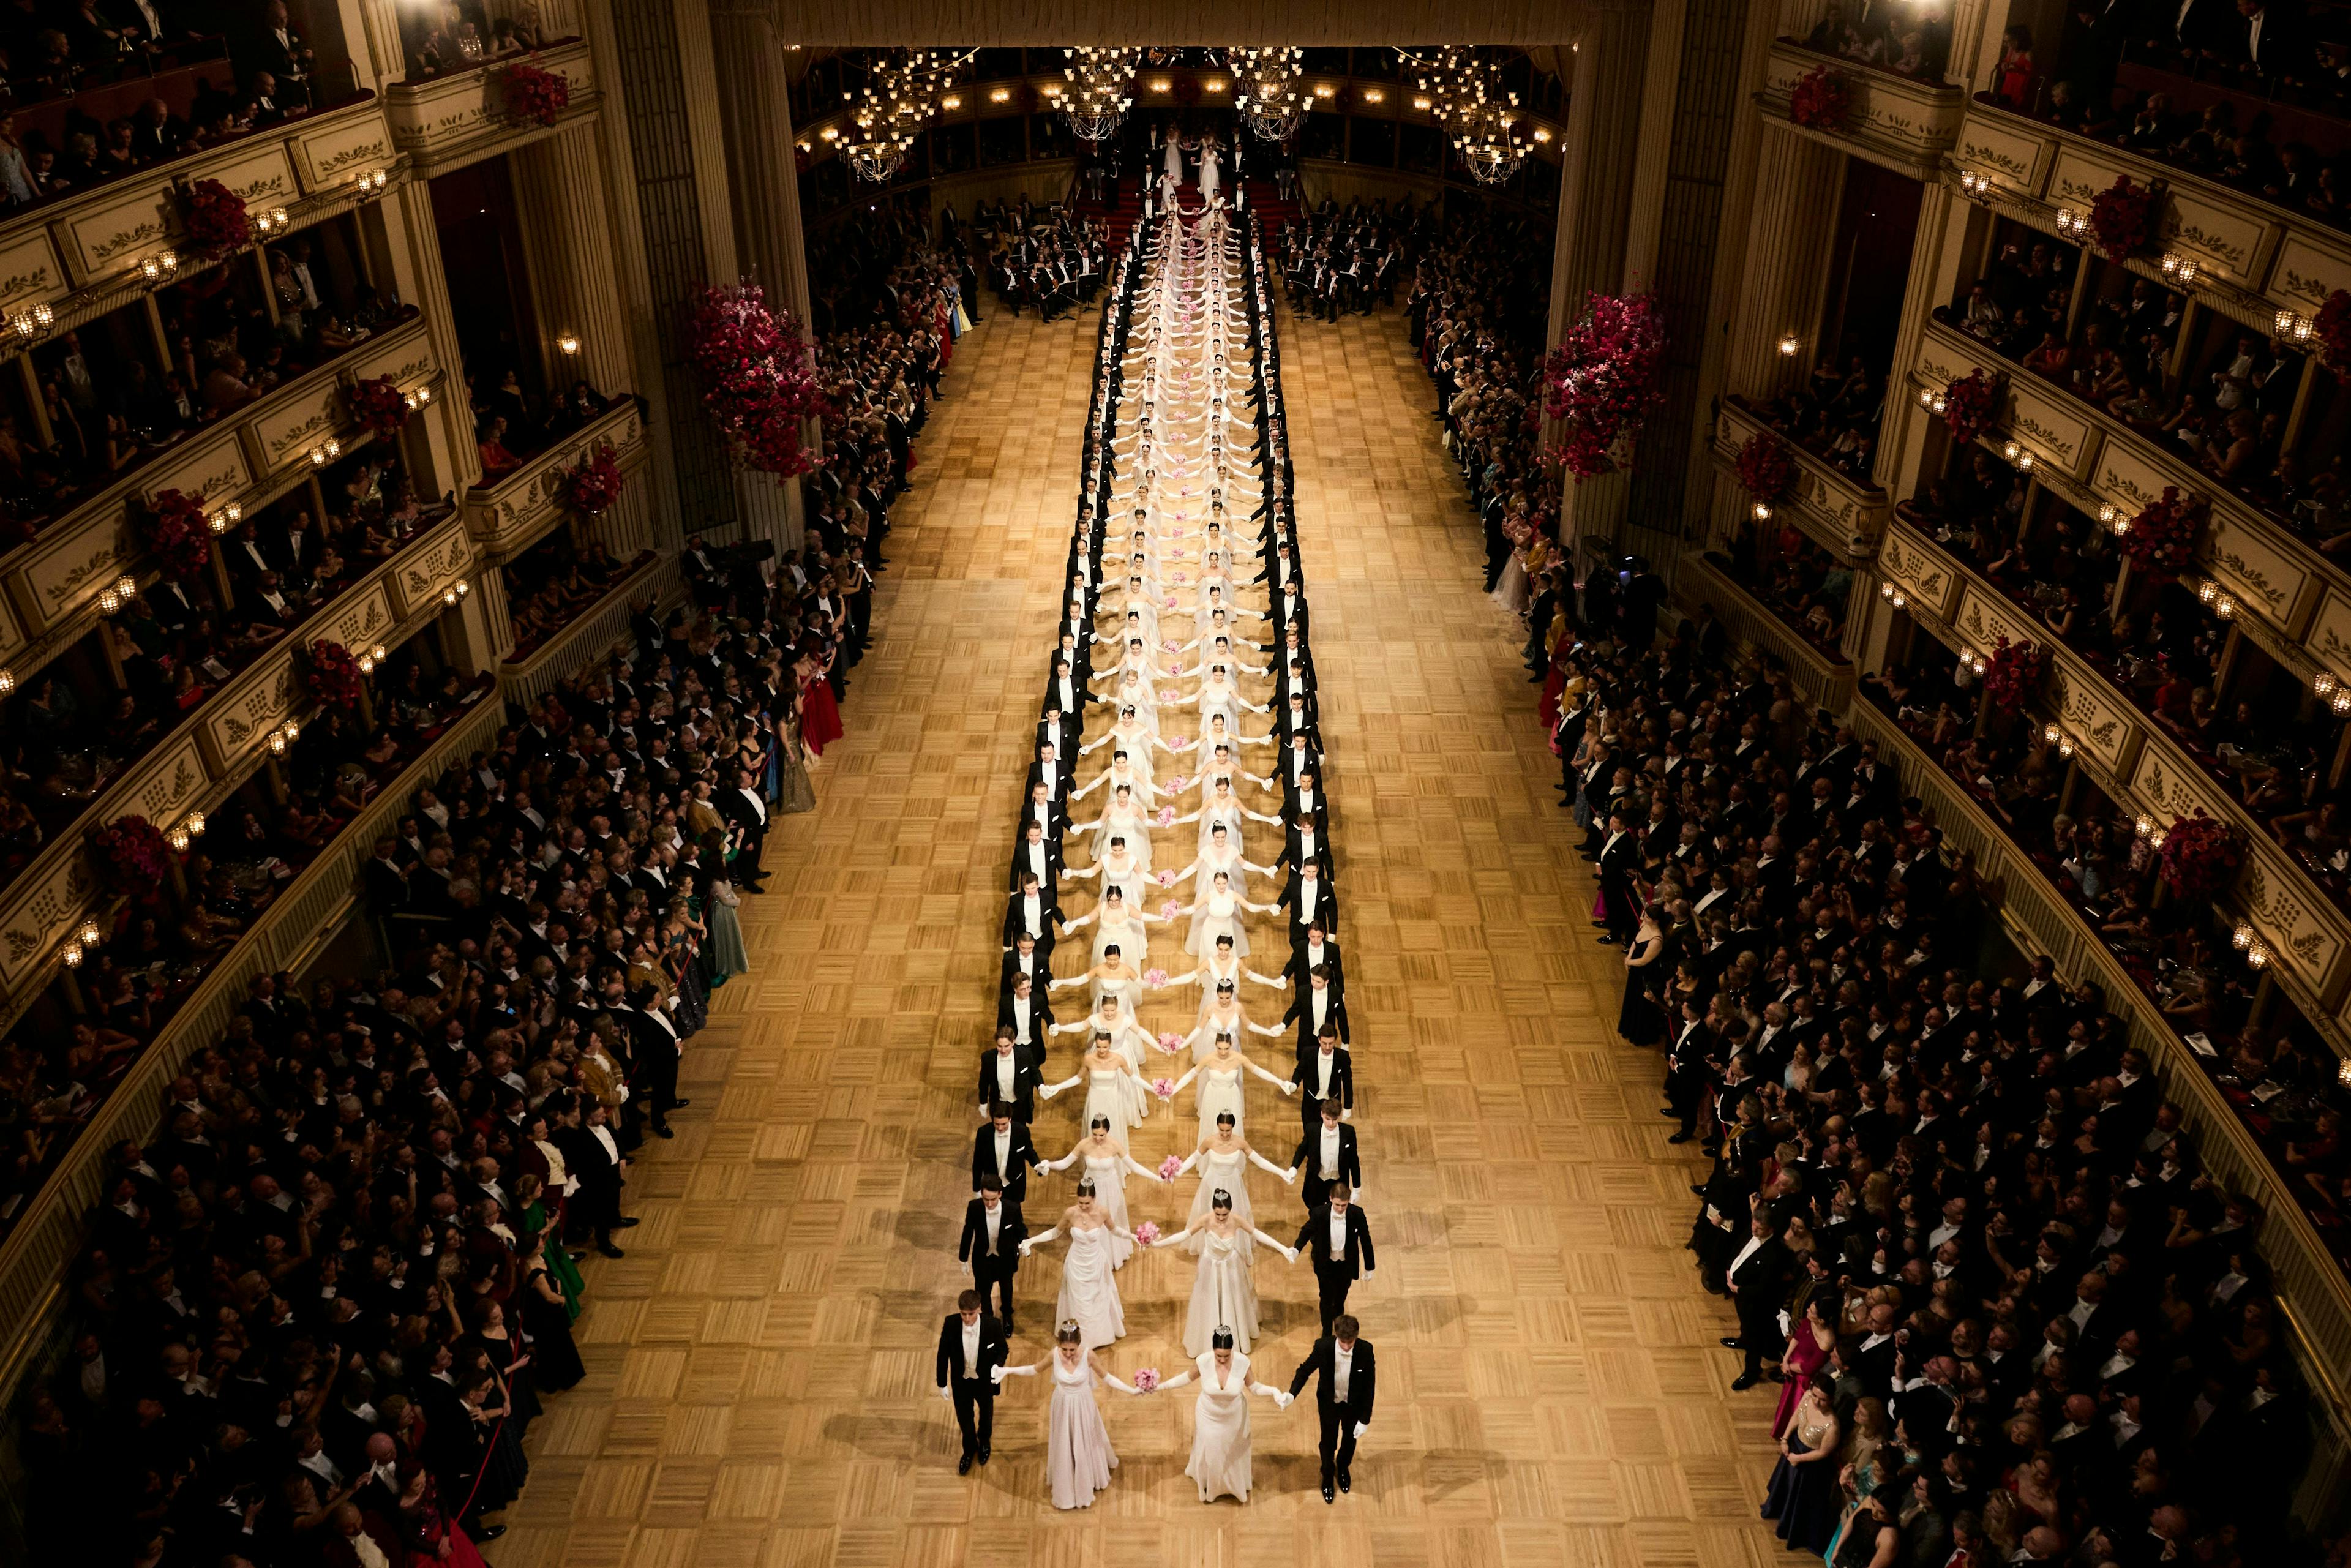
[[1185, 1146, 1274, 1226], [1090, 908, 1153, 971], [1199, 144, 1222, 205], [1082, 1064, 1150, 1144], [1185, 887, 1251, 958], [1055, 1224, 1127, 1348], [1047, 1355, 1119, 1508], [1177, 1351, 1273, 1502], [1194, 1063, 1247, 1136], [1160, 1224, 1288, 1353], [1077, 1152, 1153, 1267]]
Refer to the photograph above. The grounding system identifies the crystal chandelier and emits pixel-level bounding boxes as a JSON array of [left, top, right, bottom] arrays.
[[1229, 46, 1308, 142], [840, 48, 962, 184], [1404, 46, 1528, 186], [1062, 46, 1138, 143]]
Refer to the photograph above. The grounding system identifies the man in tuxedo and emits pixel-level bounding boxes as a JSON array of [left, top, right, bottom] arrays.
[[935, 1288, 1011, 1472], [976, 1032, 1043, 1124], [1295, 1182, 1376, 1334], [551, 1100, 633, 1258], [714, 765, 770, 891], [1722, 1212, 1793, 1389], [1000, 930, 1048, 999], [996, 970, 1052, 1051], [626, 986, 688, 1138], [1284, 964, 1350, 1053], [971, 1103, 1041, 1206], [1002, 867, 1060, 953], [1596, 809, 1639, 944], [1289, 1095, 1361, 1212], [1286, 921, 1345, 997], [1663, 999, 1714, 1145], [1288, 1314, 1376, 1502], [1291, 1018, 1353, 1129], [1279, 860, 1341, 958]]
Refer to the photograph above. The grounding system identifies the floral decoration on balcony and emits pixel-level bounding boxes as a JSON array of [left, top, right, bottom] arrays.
[[90, 815, 172, 895], [2316, 289, 2351, 381], [306, 639, 365, 712], [144, 489, 215, 583], [500, 61, 571, 127], [2087, 174, 2156, 261], [1541, 291, 1668, 481], [686, 282, 831, 480], [345, 375, 411, 435], [563, 444, 626, 515], [1788, 66, 1853, 129], [2158, 811, 2243, 903], [2118, 485, 2205, 579], [1736, 431, 1794, 501], [1979, 634, 2047, 713], [1941, 369, 2000, 446], [182, 178, 251, 257]]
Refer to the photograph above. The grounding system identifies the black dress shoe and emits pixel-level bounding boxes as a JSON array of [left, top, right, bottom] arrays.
[[1668, 1132, 1693, 1144], [958, 1454, 974, 1475], [1338, 1469, 1351, 1493], [471, 1524, 506, 1543], [1596, 934, 1617, 946], [1720, 1337, 1743, 1348], [1001, 1315, 1014, 1333], [614, 1217, 641, 1229], [672, 1098, 693, 1109], [653, 1123, 675, 1139], [598, 1243, 626, 1258], [1322, 1483, 1335, 1503], [978, 1446, 991, 1465], [1731, 1374, 1758, 1392]]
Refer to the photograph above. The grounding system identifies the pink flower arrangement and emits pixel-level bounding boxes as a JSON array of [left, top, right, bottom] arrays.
[[143, 489, 214, 583], [563, 444, 626, 515], [344, 375, 410, 435], [2088, 174, 2157, 261], [1160, 898, 1181, 918], [2158, 812, 2243, 902], [686, 282, 830, 481], [1157, 1032, 1184, 1054], [305, 639, 365, 712], [1942, 370, 2000, 447], [1165, 596, 1180, 609], [1157, 1154, 1184, 1180], [1168, 775, 1188, 791], [1133, 1367, 1160, 1392], [1542, 291, 1668, 481], [182, 178, 250, 257], [1167, 662, 1183, 676], [1736, 432, 1794, 502], [89, 814, 172, 895], [1173, 572, 1188, 583], [1152, 1077, 1177, 1099], [1144, 967, 1169, 987], [1157, 806, 1177, 827], [2317, 289, 2351, 382], [2118, 486, 2205, 579], [1157, 869, 1176, 887], [1162, 639, 1180, 652], [500, 60, 571, 127], [1133, 1221, 1161, 1246], [1788, 65, 1854, 129], [1979, 635, 2049, 713], [1172, 737, 1196, 751]]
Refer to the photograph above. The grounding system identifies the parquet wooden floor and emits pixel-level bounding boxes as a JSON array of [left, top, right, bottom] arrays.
[[490, 298, 1788, 1568]]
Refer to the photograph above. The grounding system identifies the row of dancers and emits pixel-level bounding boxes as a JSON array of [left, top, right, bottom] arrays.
[[937, 200, 1380, 1510]]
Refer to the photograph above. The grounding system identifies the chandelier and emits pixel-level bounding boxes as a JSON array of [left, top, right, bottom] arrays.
[[1403, 46, 1527, 186], [840, 48, 964, 184], [1061, 46, 1138, 143], [1229, 46, 1308, 142]]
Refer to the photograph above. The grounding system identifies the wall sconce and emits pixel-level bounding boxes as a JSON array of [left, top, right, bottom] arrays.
[[167, 825, 190, 852], [59, 939, 83, 969], [2315, 670, 2340, 697], [9, 301, 55, 339], [307, 438, 343, 467], [356, 650, 376, 674], [1532, 126, 1552, 143], [76, 918, 100, 947], [2197, 580, 2218, 605], [557, 334, 580, 357], [0, 667, 13, 696], [1752, 501, 1774, 522], [1041, 83, 1062, 97], [2015, 449, 2034, 472], [797, 140, 811, 152], [185, 811, 205, 839], [1204, 78, 1226, 92], [140, 251, 181, 282], [1930, 393, 1948, 416], [1778, 332, 1801, 358], [268, 730, 288, 755], [2134, 813, 2154, 838], [2160, 252, 2199, 285], [819, 126, 839, 141], [2001, 439, 2020, 462], [1150, 78, 1174, 93], [2334, 691, 2351, 716], [1362, 88, 1385, 103], [1967, 651, 1988, 676], [2212, 593, 2236, 620], [2096, 501, 2118, 526], [113, 574, 137, 602], [2053, 208, 2083, 238], [2338, 1056, 2351, 1089], [1313, 83, 1335, 98], [2246, 941, 2271, 969], [939, 95, 961, 110], [351, 168, 389, 195], [1959, 170, 1992, 198], [988, 87, 1009, 103], [2042, 722, 2061, 745], [1917, 388, 1935, 409], [96, 585, 122, 615], [443, 587, 460, 606], [1413, 95, 1432, 110]]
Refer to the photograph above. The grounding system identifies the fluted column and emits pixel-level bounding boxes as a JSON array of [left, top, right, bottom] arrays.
[[511, 124, 637, 397], [378, 184, 481, 492], [1723, 127, 1846, 402], [340, 0, 400, 89]]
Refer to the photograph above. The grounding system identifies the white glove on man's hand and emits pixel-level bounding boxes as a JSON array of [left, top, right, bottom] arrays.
[[1352, 1421, 1368, 1438]]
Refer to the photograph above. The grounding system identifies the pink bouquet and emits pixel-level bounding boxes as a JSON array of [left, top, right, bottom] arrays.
[[1166, 596, 1180, 608], [1133, 1367, 1161, 1392], [1162, 639, 1180, 651], [1167, 662, 1183, 676], [1152, 1077, 1177, 1098], [1160, 898, 1182, 918], [1158, 1154, 1184, 1180], [1157, 1031, 1184, 1054], [1157, 806, 1177, 827], [1133, 1222, 1161, 1247], [1157, 869, 1176, 887], [1174, 738, 1196, 751], [1173, 572, 1188, 583], [1144, 967, 1170, 987], [1168, 775, 1189, 791]]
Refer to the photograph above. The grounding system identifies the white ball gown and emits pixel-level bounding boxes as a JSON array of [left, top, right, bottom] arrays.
[[1053, 1223, 1127, 1348], [1171, 1351, 1277, 1503], [1159, 1223, 1291, 1353], [1185, 887, 1251, 958], [1047, 1354, 1119, 1509]]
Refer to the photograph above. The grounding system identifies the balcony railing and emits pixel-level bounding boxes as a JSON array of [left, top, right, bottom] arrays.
[[1682, 552, 1858, 713], [0, 96, 402, 344], [499, 551, 667, 702], [1951, 97, 2351, 339], [0, 686, 509, 1400], [0, 312, 442, 681], [1712, 396, 1892, 562], [1755, 39, 1967, 181], [383, 39, 600, 178], [1845, 693, 2351, 1498], [1911, 315, 2342, 670], [0, 511, 479, 1003], [463, 397, 650, 563]]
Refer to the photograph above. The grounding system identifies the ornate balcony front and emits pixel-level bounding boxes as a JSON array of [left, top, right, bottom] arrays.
[[384, 40, 601, 178], [462, 397, 649, 563], [1682, 552, 1857, 714], [1712, 396, 1893, 562], [1756, 40, 1966, 182]]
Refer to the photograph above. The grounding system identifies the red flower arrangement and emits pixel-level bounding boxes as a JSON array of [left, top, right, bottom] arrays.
[[563, 445, 625, 514], [345, 375, 410, 435], [686, 282, 831, 480], [500, 61, 571, 127], [1789, 66, 1853, 129], [143, 488, 215, 583], [306, 639, 364, 711], [1541, 291, 1668, 481], [2118, 485, 2205, 578], [182, 178, 250, 257], [2087, 175, 2157, 261], [1980, 634, 2049, 713], [1736, 432, 1794, 501], [1942, 370, 2000, 447], [89, 815, 172, 894], [2158, 811, 2243, 903], [2314, 289, 2351, 383]]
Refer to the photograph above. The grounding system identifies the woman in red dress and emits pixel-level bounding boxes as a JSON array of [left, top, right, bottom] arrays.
[[396, 1463, 489, 1568], [796, 646, 845, 758], [1773, 1294, 1839, 1438]]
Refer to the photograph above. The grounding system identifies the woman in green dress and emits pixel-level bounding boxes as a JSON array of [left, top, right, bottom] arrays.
[[700, 863, 751, 985]]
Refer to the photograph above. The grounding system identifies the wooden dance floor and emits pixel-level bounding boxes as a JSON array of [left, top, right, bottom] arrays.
[[493, 301, 1788, 1567]]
